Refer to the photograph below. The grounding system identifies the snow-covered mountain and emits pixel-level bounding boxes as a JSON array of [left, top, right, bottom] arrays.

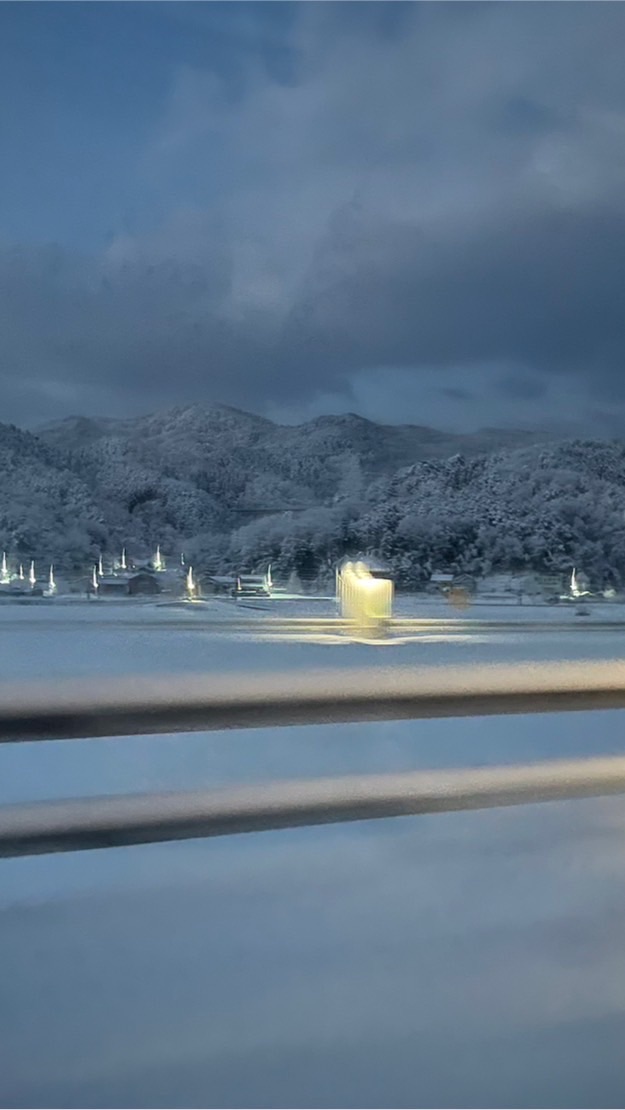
[[224, 438, 625, 589], [1, 403, 622, 584], [37, 402, 554, 532], [0, 423, 105, 570], [38, 403, 552, 469]]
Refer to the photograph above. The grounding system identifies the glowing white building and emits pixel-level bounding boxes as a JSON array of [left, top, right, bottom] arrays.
[[336, 559, 394, 627]]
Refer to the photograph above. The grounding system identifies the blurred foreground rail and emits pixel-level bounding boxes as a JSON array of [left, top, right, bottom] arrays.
[[4, 755, 625, 858], [1, 660, 625, 742], [2, 660, 625, 857]]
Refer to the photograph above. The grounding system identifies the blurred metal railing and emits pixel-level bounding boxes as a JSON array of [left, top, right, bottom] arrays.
[[2, 659, 625, 858]]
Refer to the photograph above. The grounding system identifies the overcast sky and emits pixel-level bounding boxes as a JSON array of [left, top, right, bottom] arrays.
[[2, 1, 625, 431]]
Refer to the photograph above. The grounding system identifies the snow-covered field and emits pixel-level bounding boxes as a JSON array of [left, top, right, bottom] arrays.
[[2, 600, 625, 1108]]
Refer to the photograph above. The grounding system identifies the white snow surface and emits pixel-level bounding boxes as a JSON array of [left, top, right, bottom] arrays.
[[2, 602, 625, 1108]]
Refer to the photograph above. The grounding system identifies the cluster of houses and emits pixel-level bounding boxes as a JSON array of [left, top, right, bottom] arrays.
[[428, 567, 608, 603], [0, 546, 198, 601], [0, 540, 608, 606], [0, 552, 55, 597], [89, 547, 199, 598], [95, 553, 272, 600], [0, 544, 276, 602]]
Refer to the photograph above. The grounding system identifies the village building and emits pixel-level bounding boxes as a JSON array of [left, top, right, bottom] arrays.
[[96, 571, 161, 597]]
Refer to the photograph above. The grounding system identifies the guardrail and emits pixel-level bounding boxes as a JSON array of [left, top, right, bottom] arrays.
[[2, 659, 625, 858]]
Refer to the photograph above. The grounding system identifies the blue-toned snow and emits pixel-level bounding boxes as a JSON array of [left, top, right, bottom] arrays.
[[2, 598, 625, 1109]]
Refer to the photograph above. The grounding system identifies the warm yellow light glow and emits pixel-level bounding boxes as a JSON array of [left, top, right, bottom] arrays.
[[448, 587, 471, 611], [337, 561, 394, 626]]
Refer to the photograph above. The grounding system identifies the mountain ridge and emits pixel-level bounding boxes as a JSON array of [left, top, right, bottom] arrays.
[[36, 402, 561, 472], [0, 403, 621, 583]]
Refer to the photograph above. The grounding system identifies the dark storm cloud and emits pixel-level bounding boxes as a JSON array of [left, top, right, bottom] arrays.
[[3, 1, 625, 425], [283, 201, 625, 384]]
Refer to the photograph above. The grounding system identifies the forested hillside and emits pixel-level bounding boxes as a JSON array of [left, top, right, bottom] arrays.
[[1, 405, 621, 587]]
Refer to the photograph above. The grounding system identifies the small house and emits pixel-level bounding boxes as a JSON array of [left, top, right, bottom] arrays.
[[128, 572, 161, 596], [97, 576, 129, 597], [205, 575, 237, 596], [0, 582, 34, 598], [234, 574, 270, 599], [428, 571, 454, 594]]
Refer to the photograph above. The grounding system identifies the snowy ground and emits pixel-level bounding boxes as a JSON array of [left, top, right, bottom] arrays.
[[2, 601, 625, 1107]]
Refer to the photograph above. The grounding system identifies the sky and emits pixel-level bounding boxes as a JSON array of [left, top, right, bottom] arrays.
[[3, 1, 625, 432]]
